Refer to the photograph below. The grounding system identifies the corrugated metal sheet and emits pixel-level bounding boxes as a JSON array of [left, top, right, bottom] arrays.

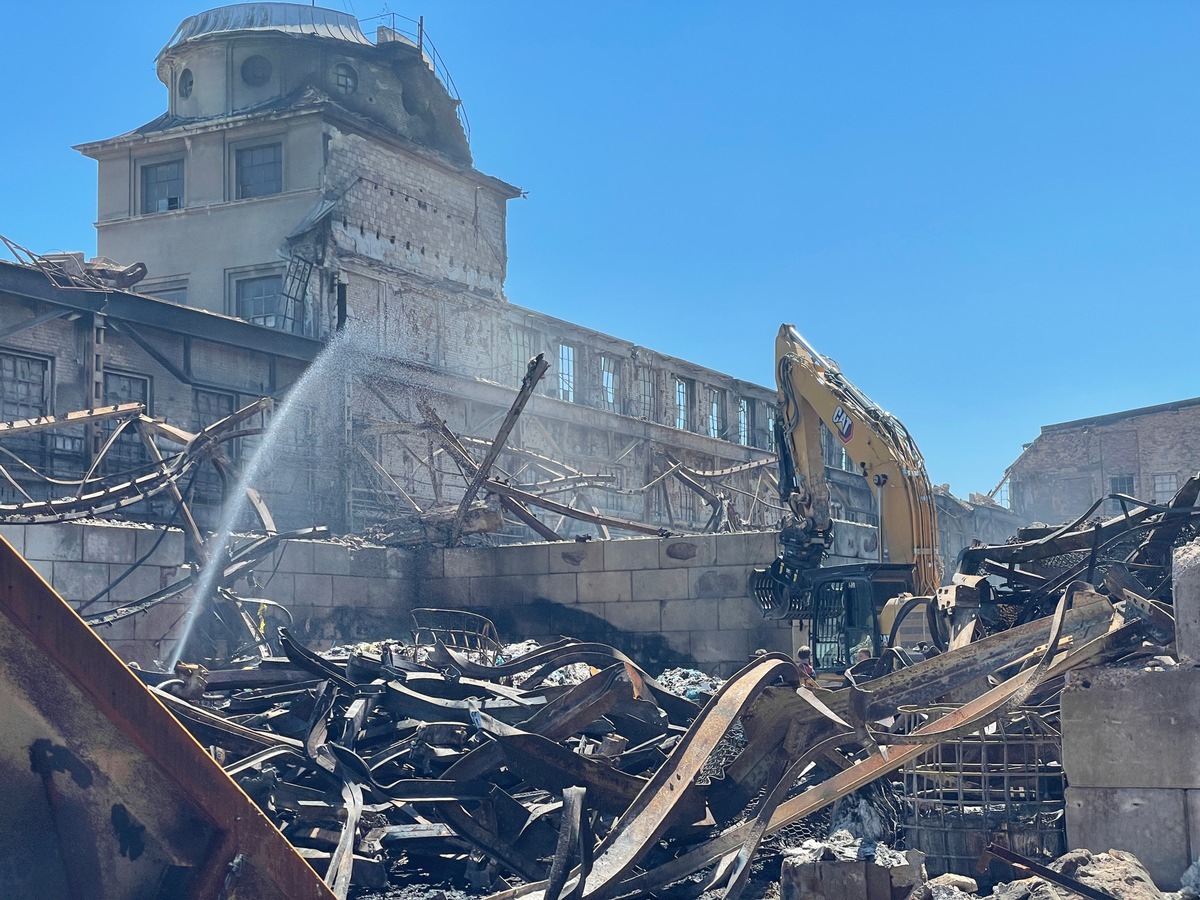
[[162, 2, 371, 53]]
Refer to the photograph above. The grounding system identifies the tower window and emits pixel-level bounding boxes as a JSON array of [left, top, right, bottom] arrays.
[[236, 143, 282, 199], [178, 68, 194, 99], [141, 160, 184, 214], [241, 55, 272, 87], [333, 63, 359, 95]]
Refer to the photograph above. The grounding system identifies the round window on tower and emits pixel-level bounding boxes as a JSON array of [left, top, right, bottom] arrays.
[[333, 63, 359, 95], [178, 68, 194, 99], [241, 55, 272, 87]]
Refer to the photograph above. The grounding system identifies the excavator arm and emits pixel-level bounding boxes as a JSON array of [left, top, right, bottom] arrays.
[[755, 324, 941, 618]]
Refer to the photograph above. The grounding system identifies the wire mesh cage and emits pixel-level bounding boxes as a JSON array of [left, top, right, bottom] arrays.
[[900, 704, 1065, 888]]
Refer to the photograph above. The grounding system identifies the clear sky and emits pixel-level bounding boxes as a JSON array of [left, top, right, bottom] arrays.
[[2, 2, 1197, 498]]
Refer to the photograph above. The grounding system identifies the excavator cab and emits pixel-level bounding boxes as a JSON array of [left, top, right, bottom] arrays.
[[756, 562, 924, 676]]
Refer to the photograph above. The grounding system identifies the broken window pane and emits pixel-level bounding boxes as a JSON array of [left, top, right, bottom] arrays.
[[707, 387, 725, 439], [511, 327, 535, 382], [101, 372, 152, 477], [558, 344, 575, 403], [1108, 474, 1135, 515], [236, 275, 285, 328], [600, 355, 618, 412], [0, 352, 50, 483], [1153, 473, 1178, 504], [141, 159, 184, 213], [675, 377, 693, 431]]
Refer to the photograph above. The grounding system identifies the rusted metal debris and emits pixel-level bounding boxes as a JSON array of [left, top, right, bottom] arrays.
[[84, 576, 1152, 900], [0, 534, 334, 900]]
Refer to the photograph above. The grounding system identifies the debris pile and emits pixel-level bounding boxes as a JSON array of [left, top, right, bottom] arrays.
[[129, 572, 1157, 900]]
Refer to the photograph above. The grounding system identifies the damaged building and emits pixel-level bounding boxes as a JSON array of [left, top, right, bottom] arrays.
[[4, 6, 1200, 900], [1001, 396, 1200, 525], [4, 2, 1014, 564]]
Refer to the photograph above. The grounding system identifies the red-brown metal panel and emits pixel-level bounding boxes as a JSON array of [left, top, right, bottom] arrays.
[[0, 536, 335, 900]]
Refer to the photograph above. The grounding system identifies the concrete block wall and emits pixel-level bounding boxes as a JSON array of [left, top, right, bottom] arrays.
[[0, 521, 405, 669], [1061, 665, 1200, 889], [406, 531, 792, 676], [2, 521, 793, 678]]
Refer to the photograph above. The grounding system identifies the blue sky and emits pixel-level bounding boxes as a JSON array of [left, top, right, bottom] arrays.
[[2, 2, 1197, 498]]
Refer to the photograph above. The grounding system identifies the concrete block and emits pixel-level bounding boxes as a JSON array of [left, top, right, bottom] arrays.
[[275, 540, 314, 574], [780, 857, 899, 900], [549, 542, 605, 573], [689, 566, 751, 600], [27, 558, 54, 585], [603, 538, 661, 571], [422, 577, 471, 609], [717, 591, 761, 631], [256, 572, 295, 604], [690, 629, 751, 669], [715, 532, 777, 567], [1062, 666, 1200, 788], [82, 525, 137, 565], [603, 600, 661, 633], [631, 568, 690, 601], [25, 524, 83, 562], [363, 577, 401, 608], [293, 573, 334, 606], [135, 527, 185, 567], [104, 564, 165, 604], [0, 523, 26, 556], [311, 542, 353, 576], [529, 573, 578, 604], [50, 561, 111, 604], [349, 547, 389, 578], [388, 547, 442, 579], [662, 597, 721, 633], [577, 571, 632, 603], [659, 535, 716, 568], [471, 574, 528, 606], [658, 630, 693, 659], [1066, 786, 1188, 890], [133, 598, 191, 646], [331, 575, 372, 605], [1174, 541, 1200, 663], [444, 546, 495, 578], [494, 543, 550, 576]]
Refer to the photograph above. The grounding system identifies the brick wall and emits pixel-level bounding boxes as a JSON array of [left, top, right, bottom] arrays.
[[1009, 401, 1200, 524]]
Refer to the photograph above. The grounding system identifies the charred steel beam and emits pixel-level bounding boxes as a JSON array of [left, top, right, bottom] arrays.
[[450, 353, 549, 545], [0, 402, 144, 436]]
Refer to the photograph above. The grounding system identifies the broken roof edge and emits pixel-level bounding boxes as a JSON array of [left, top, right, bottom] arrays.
[[0, 260, 321, 363], [1040, 394, 1200, 435]]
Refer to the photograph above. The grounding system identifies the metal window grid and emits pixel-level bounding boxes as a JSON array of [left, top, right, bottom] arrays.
[[236, 144, 282, 199]]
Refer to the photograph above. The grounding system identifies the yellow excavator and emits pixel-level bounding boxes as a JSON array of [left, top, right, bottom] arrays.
[[751, 324, 943, 675]]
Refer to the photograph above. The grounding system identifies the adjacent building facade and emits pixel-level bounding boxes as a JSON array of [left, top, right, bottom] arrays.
[[1005, 397, 1200, 525]]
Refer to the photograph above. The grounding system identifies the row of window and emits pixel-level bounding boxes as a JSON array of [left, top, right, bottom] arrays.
[[1108, 472, 1179, 513], [0, 350, 243, 486], [139, 142, 282, 215], [511, 335, 773, 449], [176, 58, 359, 100]]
